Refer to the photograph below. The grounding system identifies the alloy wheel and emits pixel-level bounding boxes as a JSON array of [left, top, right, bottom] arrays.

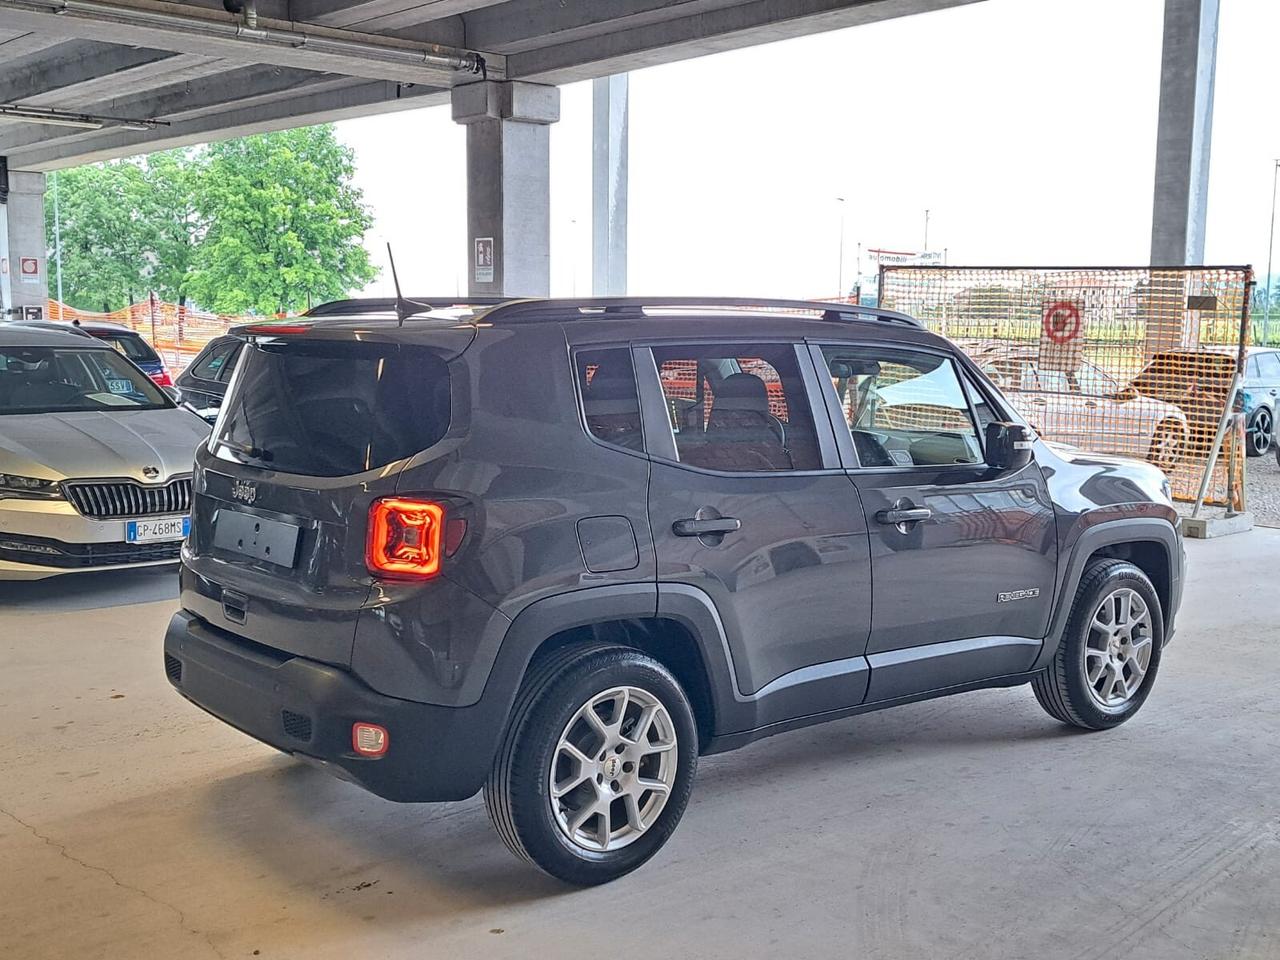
[[1150, 425, 1181, 471], [1083, 587, 1154, 710], [1250, 408, 1273, 457], [549, 686, 679, 853]]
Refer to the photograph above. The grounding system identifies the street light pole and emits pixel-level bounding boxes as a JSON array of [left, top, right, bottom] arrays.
[[836, 197, 846, 298], [51, 167, 63, 313], [1265, 160, 1279, 345], [923, 208, 930, 253]]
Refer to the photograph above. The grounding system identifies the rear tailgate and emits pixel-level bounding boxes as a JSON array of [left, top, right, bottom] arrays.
[[181, 326, 466, 666]]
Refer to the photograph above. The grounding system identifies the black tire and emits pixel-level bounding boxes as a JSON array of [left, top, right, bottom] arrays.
[[1032, 559, 1164, 730], [1247, 407, 1273, 458], [484, 642, 698, 886]]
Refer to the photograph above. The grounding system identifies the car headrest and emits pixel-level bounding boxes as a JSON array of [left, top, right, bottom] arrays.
[[713, 372, 770, 415]]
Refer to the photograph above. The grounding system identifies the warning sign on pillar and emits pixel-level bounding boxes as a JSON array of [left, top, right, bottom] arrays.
[[18, 256, 41, 285], [473, 238, 494, 285], [1039, 300, 1084, 371]]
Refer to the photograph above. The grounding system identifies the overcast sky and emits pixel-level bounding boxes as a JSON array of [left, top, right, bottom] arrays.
[[336, 0, 1279, 301]]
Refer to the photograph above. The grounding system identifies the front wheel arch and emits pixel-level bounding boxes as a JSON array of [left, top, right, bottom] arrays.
[[1035, 520, 1179, 672]]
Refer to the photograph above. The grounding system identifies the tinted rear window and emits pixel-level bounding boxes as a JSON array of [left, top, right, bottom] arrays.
[[99, 333, 159, 363], [213, 340, 450, 477]]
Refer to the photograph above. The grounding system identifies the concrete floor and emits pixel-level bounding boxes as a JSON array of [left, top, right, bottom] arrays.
[[2, 534, 1277, 960]]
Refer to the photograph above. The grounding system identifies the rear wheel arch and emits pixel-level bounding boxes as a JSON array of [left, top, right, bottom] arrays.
[[490, 585, 736, 752]]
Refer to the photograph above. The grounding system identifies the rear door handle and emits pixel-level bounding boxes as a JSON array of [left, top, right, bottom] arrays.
[[672, 517, 741, 537], [875, 507, 932, 525]]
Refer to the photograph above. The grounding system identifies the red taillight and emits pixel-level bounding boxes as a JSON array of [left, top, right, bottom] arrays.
[[352, 723, 389, 757], [151, 369, 173, 387], [366, 497, 445, 579]]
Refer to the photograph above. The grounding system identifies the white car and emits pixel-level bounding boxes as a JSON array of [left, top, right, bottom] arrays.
[[968, 347, 1189, 471], [0, 324, 210, 579]]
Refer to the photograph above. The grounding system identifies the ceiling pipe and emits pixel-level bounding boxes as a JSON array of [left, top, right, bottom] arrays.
[[0, 103, 169, 130], [0, 0, 487, 76]]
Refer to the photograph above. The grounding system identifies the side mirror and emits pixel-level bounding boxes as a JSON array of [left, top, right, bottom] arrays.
[[985, 421, 1035, 471]]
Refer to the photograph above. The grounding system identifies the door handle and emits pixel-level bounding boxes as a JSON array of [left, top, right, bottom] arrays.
[[672, 517, 741, 537], [1084, 400, 1099, 409], [1029, 397, 1047, 405], [876, 507, 932, 525]]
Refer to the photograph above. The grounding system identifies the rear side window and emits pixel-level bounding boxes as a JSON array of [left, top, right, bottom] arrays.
[[214, 340, 450, 477], [576, 348, 644, 451], [650, 343, 821, 472], [190, 340, 237, 381]]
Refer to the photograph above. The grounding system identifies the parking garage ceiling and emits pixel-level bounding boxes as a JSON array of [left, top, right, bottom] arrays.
[[0, 0, 980, 170]]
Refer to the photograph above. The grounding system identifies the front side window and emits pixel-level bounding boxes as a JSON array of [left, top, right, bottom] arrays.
[[821, 345, 982, 467], [0, 346, 170, 414], [1075, 361, 1121, 397], [1257, 352, 1280, 379], [575, 348, 643, 451], [651, 343, 821, 472]]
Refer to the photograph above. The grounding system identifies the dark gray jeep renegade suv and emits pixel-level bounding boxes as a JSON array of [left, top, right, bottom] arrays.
[[164, 297, 1184, 885]]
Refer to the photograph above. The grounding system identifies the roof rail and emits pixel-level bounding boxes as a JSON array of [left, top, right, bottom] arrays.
[[305, 296, 509, 317], [476, 297, 924, 328]]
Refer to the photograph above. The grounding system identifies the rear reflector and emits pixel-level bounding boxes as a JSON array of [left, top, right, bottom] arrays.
[[366, 497, 445, 579], [352, 723, 389, 757]]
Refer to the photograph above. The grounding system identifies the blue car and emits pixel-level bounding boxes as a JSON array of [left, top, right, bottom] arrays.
[[73, 321, 175, 390]]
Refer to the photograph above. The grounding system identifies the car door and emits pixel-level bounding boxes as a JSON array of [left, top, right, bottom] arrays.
[[637, 339, 873, 710], [810, 341, 1058, 703]]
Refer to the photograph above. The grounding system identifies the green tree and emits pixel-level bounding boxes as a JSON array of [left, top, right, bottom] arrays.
[[139, 149, 202, 309], [46, 161, 155, 312], [186, 126, 376, 315], [46, 125, 376, 314]]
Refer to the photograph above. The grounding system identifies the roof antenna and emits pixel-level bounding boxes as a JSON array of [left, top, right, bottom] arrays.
[[387, 242, 408, 327]]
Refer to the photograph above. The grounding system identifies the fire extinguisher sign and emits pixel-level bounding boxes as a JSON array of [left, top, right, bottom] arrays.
[[18, 256, 41, 285]]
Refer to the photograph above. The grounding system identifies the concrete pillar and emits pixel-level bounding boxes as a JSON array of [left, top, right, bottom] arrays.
[[592, 74, 628, 297], [451, 81, 559, 298], [0, 168, 49, 320], [1150, 0, 1219, 265]]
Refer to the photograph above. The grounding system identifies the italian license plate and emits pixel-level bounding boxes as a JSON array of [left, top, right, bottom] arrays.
[[126, 516, 190, 543]]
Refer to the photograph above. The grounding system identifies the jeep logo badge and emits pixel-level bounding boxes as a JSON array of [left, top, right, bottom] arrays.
[[231, 479, 257, 505]]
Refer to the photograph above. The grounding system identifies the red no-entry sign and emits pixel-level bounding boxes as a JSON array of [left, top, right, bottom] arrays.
[[1042, 301, 1081, 344]]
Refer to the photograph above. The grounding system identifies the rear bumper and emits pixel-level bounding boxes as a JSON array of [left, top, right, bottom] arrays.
[[163, 610, 506, 802]]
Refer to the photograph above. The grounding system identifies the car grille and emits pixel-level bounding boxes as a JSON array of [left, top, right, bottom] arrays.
[[64, 477, 192, 519]]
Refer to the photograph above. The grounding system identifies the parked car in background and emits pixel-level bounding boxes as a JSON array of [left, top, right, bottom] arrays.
[[0, 324, 209, 579], [963, 343, 1189, 470], [72, 321, 176, 388], [173, 334, 243, 423], [1129, 347, 1278, 458]]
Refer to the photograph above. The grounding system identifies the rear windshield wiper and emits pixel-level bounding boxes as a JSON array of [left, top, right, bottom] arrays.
[[217, 437, 275, 463]]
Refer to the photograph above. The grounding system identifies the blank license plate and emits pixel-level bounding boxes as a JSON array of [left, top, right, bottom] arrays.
[[127, 516, 190, 543], [212, 509, 300, 568]]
